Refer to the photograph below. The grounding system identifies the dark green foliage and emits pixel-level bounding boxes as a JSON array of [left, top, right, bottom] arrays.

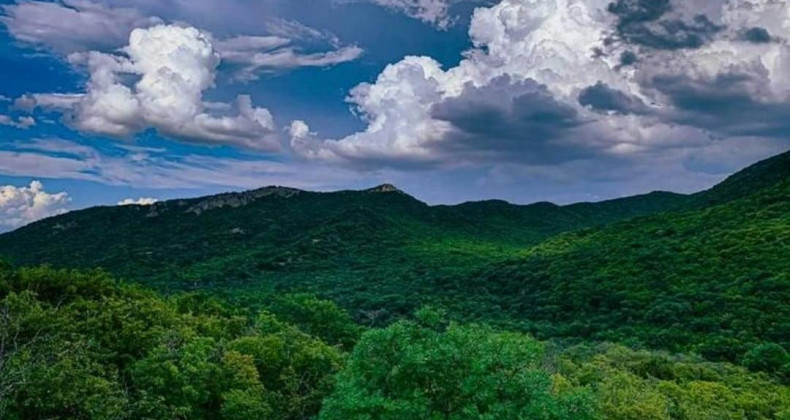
[[0, 181, 695, 291], [0, 151, 788, 372], [460, 180, 790, 371]]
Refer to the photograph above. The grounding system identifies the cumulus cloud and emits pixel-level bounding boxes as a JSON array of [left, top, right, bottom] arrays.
[[2, 1, 362, 81], [578, 82, 648, 115], [0, 115, 36, 129], [0, 0, 162, 52], [430, 76, 593, 164], [606, 0, 723, 50], [0, 181, 70, 230], [289, 0, 790, 169], [21, 25, 282, 151], [290, 0, 637, 167], [117, 197, 158, 206]]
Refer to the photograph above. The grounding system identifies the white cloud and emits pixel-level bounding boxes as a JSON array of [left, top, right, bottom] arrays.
[[22, 25, 282, 151], [0, 138, 363, 191], [0, 115, 35, 129], [117, 197, 158, 206], [290, 0, 628, 166], [0, 181, 70, 230], [290, 0, 790, 168], [216, 35, 363, 81], [2, 1, 362, 84], [0, 0, 162, 53], [15, 93, 84, 111], [369, 0, 454, 28], [215, 35, 292, 53], [345, 0, 487, 29], [265, 18, 340, 44]]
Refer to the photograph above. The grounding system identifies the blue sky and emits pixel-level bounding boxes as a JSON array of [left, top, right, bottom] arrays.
[[0, 0, 788, 230]]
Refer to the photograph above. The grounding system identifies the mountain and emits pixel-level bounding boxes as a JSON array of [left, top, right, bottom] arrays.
[[0, 180, 692, 290], [0, 150, 788, 369]]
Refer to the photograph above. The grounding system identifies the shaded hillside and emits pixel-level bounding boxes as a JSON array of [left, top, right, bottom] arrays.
[[0, 179, 695, 289], [445, 179, 789, 368], [693, 149, 790, 206]]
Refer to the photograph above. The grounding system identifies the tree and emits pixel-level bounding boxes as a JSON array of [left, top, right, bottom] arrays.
[[319, 309, 596, 420]]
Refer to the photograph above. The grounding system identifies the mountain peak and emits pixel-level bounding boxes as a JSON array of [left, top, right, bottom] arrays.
[[366, 184, 403, 193]]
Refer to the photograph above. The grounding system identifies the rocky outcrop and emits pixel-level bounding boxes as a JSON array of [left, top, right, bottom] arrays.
[[186, 186, 303, 215], [365, 184, 403, 194]]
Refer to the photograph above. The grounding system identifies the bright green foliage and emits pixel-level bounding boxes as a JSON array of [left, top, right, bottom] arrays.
[[268, 293, 363, 350], [320, 311, 789, 419], [0, 266, 345, 420], [320, 313, 597, 420], [2, 266, 788, 418], [556, 343, 790, 419], [225, 322, 344, 419]]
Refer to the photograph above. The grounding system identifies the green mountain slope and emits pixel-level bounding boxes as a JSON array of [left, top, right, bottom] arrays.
[[0, 150, 788, 371], [0, 180, 691, 290], [450, 179, 789, 367]]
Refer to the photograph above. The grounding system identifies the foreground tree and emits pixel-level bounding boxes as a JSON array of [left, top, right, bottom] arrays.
[[320, 307, 596, 420]]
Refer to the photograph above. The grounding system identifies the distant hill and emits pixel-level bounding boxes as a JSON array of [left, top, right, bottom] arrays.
[[0, 150, 788, 371], [0, 170, 699, 289]]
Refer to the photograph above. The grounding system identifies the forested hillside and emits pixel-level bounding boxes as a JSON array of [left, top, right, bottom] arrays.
[[0, 184, 692, 290], [0, 150, 788, 417]]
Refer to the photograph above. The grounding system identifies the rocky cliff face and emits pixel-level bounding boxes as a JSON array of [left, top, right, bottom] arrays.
[[186, 186, 303, 215]]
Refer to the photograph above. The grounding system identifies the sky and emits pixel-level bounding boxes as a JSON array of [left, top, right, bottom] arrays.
[[0, 0, 789, 231]]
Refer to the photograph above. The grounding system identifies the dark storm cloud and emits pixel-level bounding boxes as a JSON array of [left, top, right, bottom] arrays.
[[741, 27, 772, 44], [606, 0, 723, 50], [651, 71, 790, 138], [430, 75, 595, 164], [619, 50, 638, 66], [578, 82, 648, 115]]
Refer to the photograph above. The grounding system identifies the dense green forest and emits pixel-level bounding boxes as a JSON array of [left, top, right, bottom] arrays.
[[0, 150, 788, 417], [1, 266, 787, 419]]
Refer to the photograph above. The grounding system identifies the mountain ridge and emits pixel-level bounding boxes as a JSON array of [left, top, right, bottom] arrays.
[[1, 150, 787, 277], [0, 149, 787, 375], [13, 149, 784, 230]]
